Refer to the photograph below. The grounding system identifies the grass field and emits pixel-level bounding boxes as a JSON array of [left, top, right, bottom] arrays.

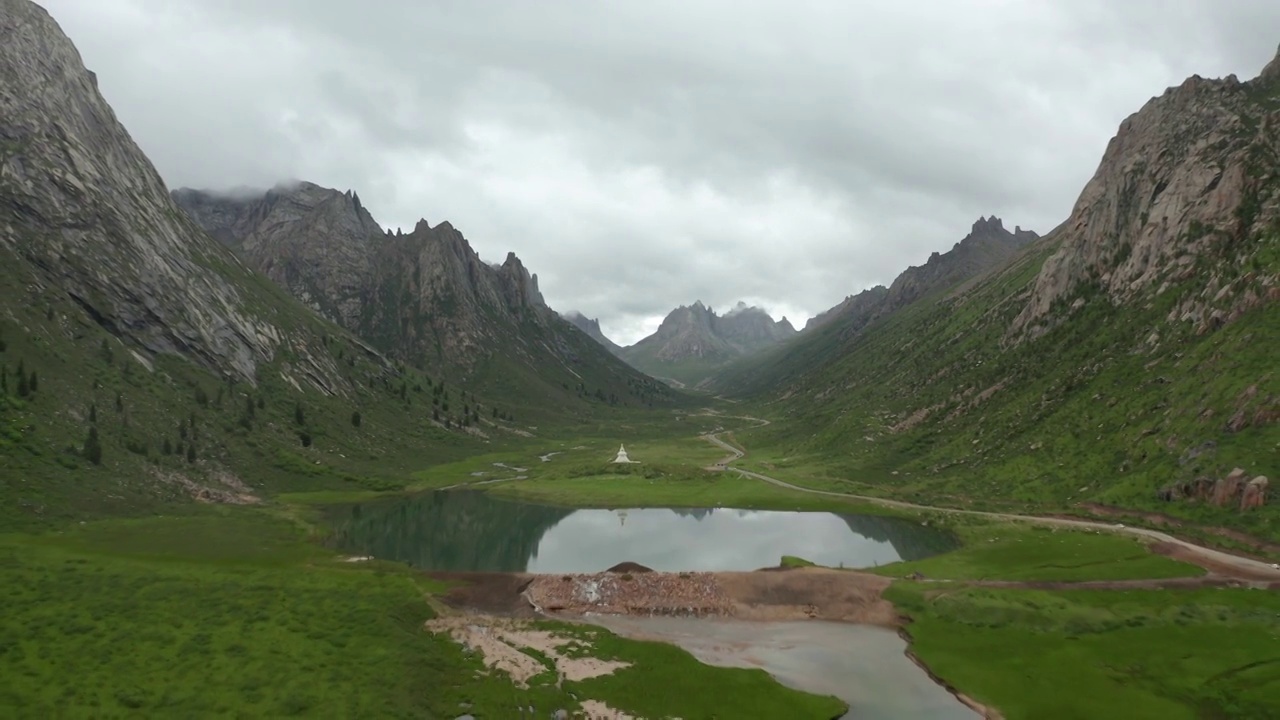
[[0, 505, 849, 719], [888, 583, 1280, 720], [869, 521, 1204, 582]]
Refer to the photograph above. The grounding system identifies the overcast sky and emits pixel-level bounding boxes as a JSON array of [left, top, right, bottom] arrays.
[[42, 1, 1280, 344]]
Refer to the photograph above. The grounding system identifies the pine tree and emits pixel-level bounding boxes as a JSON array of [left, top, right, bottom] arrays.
[[84, 426, 102, 465], [245, 395, 256, 420], [115, 392, 123, 412], [299, 431, 312, 447], [16, 372, 28, 397], [162, 438, 172, 455], [186, 444, 196, 463], [294, 403, 305, 425], [351, 410, 361, 427], [28, 371, 37, 393], [89, 403, 97, 423], [256, 395, 264, 410]]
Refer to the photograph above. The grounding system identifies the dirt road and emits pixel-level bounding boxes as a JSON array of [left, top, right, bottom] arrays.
[[701, 429, 1280, 583]]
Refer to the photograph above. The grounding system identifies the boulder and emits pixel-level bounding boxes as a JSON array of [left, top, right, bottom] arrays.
[[1241, 476, 1268, 511], [1211, 468, 1249, 506]]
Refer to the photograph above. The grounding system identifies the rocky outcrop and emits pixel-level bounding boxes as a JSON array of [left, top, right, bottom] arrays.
[[1012, 48, 1280, 339], [1158, 468, 1269, 511], [0, 0, 290, 382], [1241, 476, 1269, 510], [561, 311, 624, 356]]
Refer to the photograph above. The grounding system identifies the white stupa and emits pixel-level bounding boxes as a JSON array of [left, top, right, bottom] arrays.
[[613, 444, 633, 463]]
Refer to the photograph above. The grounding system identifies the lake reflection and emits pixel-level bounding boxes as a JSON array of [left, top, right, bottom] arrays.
[[323, 490, 956, 573]]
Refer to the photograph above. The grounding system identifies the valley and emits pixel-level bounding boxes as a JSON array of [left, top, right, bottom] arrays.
[[2, 1, 1280, 718]]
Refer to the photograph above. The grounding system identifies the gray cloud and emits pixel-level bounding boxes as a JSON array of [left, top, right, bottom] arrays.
[[42, 0, 1280, 344]]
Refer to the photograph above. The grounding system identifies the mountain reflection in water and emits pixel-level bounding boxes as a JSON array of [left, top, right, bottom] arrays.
[[324, 490, 957, 573]]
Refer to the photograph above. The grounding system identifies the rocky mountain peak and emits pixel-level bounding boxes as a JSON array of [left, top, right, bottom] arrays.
[[498, 251, 546, 311], [562, 311, 624, 356], [624, 300, 797, 378], [970, 215, 1005, 235], [1010, 51, 1280, 339]]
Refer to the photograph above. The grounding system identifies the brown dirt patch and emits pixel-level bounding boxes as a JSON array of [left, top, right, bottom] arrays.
[[429, 572, 537, 616], [719, 568, 896, 625]]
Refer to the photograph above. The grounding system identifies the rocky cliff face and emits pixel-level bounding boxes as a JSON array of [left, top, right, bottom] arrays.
[[175, 181, 667, 405], [355, 218, 558, 369], [172, 183, 385, 329], [0, 0, 297, 382], [1012, 49, 1280, 339], [803, 286, 888, 332], [561, 312, 624, 356]]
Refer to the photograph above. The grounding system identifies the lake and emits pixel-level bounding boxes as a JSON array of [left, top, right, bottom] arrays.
[[323, 490, 956, 572]]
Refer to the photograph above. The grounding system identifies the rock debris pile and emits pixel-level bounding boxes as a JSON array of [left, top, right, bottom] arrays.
[[526, 571, 734, 617]]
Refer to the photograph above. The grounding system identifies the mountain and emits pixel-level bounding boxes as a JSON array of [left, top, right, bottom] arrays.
[[561, 311, 624, 356], [0, 0, 673, 531], [621, 301, 797, 386], [803, 286, 888, 332], [713, 215, 1037, 390], [0, 0, 479, 528], [802, 216, 1037, 335], [173, 184, 677, 413], [717, 50, 1280, 537], [172, 182, 384, 329]]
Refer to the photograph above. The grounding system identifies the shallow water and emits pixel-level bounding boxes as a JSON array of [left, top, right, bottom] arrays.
[[324, 490, 956, 572], [584, 616, 978, 720]]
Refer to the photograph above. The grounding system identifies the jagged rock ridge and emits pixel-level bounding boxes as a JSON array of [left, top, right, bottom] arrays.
[[175, 183, 671, 406], [802, 215, 1037, 336]]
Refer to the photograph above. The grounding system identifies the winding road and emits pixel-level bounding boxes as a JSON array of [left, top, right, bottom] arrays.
[[700, 420, 1280, 583]]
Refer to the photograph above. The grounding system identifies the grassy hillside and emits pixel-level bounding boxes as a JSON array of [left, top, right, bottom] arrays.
[[0, 237, 693, 533], [721, 227, 1279, 540]]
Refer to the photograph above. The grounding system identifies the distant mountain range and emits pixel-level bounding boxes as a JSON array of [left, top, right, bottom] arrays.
[[617, 301, 797, 387]]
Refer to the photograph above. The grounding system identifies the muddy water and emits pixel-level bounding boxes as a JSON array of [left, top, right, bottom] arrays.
[[323, 490, 957, 572], [584, 616, 978, 720]]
